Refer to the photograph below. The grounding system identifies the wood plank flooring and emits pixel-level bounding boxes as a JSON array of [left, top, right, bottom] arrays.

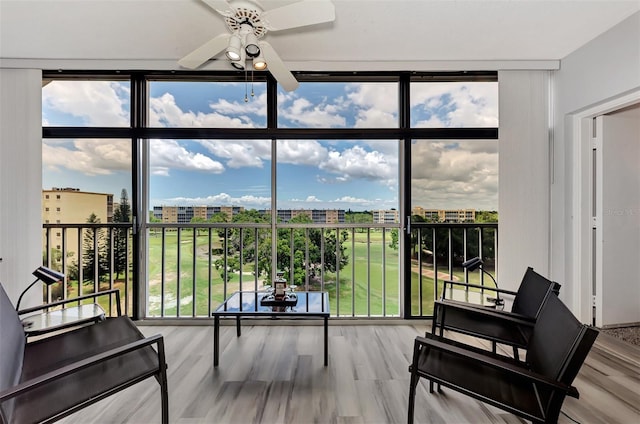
[[58, 321, 640, 424]]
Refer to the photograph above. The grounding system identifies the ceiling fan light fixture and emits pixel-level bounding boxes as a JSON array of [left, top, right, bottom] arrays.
[[244, 32, 260, 57], [225, 33, 242, 61], [231, 59, 245, 70], [230, 46, 246, 70], [253, 55, 267, 71]]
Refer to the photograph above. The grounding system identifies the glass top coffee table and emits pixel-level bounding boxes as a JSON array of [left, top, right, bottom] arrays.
[[211, 291, 330, 367]]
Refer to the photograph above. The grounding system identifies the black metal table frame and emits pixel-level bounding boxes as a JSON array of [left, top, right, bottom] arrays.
[[212, 291, 329, 367]]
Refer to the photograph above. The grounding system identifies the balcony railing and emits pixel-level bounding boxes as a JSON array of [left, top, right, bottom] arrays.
[[145, 223, 402, 318], [42, 223, 134, 316], [409, 222, 499, 317], [42, 222, 498, 319]]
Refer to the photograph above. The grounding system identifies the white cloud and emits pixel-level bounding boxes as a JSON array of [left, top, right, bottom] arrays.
[[280, 194, 398, 211], [346, 83, 399, 128], [411, 140, 498, 210], [198, 139, 271, 168], [411, 82, 498, 127], [43, 139, 130, 176], [42, 81, 129, 126], [208, 91, 267, 117], [157, 193, 270, 209], [277, 140, 329, 165], [149, 93, 257, 128], [279, 96, 347, 127], [319, 145, 397, 183], [150, 139, 225, 176]]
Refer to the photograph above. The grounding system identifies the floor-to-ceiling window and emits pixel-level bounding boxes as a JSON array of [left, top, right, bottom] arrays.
[[42, 78, 134, 313], [42, 71, 497, 319], [407, 77, 499, 316]]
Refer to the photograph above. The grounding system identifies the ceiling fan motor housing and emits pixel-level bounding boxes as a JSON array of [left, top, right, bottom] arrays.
[[225, 1, 267, 39]]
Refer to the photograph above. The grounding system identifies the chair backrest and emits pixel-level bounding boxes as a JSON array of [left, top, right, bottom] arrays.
[[526, 293, 599, 420], [0, 283, 26, 423], [511, 267, 560, 318]]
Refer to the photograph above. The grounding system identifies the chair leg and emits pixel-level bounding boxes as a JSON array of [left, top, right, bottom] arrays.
[[156, 340, 170, 424], [408, 369, 419, 424], [513, 346, 520, 361], [160, 368, 169, 424]]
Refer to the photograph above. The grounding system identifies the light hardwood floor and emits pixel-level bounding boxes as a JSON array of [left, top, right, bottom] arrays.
[[59, 321, 640, 424]]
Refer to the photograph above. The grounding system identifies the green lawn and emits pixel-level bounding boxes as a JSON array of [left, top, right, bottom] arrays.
[[60, 229, 495, 318], [146, 229, 404, 317]]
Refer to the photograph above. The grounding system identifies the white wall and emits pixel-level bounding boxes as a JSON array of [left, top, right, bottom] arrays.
[[552, 12, 640, 319], [0, 68, 43, 305], [497, 70, 551, 290]]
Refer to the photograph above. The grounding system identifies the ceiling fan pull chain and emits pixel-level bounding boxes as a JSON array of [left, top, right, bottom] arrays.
[[251, 70, 255, 98], [244, 66, 249, 102]]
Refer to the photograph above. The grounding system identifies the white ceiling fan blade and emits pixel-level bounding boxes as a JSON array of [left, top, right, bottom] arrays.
[[262, 0, 335, 31], [202, 0, 235, 17], [260, 41, 299, 92], [178, 33, 231, 69]]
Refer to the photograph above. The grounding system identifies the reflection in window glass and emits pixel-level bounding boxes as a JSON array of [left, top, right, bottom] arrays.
[[148, 81, 267, 128], [410, 82, 498, 127], [42, 80, 130, 126], [278, 82, 398, 128], [149, 139, 271, 223]]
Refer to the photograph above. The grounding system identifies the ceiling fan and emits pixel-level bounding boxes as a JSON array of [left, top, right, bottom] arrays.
[[178, 0, 336, 92]]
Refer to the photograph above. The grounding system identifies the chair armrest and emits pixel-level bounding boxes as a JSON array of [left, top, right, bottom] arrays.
[[442, 280, 518, 297], [434, 299, 535, 326], [413, 334, 577, 396], [17, 289, 121, 317], [0, 333, 165, 402]]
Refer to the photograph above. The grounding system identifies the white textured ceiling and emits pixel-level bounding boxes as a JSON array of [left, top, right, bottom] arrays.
[[1, 0, 639, 70]]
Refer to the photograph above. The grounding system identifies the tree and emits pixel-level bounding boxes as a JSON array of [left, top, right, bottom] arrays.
[[190, 216, 206, 236], [82, 213, 108, 283], [112, 189, 131, 279], [214, 209, 349, 287], [475, 210, 499, 223], [280, 215, 349, 286], [389, 228, 399, 250], [345, 211, 373, 232], [214, 209, 270, 282]]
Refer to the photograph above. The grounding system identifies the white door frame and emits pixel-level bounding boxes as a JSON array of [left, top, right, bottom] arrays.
[[570, 88, 640, 324]]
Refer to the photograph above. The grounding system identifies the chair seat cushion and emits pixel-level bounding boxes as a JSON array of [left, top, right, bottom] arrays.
[[416, 344, 547, 421], [13, 317, 159, 423]]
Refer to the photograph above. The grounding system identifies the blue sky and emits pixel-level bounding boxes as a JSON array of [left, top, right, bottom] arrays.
[[42, 79, 498, 212]]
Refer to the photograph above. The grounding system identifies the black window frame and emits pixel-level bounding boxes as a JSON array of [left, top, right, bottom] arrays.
[[42, 70, 499, 319]]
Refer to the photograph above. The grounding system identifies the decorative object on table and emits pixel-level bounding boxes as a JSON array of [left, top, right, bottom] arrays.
[[260, 272, 297, 306], [15, 266, 64, 311], [274, 274, 287, 299]]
